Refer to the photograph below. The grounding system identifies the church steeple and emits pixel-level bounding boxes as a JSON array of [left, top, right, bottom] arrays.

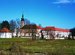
[[21, 14, 24, 21], [21, 14, 25, 27], [22, 13, 24, 18]]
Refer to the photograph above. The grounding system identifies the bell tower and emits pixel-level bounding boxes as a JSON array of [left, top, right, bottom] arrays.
[[21, 14, 25, 28]]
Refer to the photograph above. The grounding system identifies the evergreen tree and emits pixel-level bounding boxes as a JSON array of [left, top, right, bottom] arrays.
[[1, 21, 10, 29]]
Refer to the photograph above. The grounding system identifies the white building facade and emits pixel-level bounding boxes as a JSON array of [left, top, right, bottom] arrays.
[[0, 28, 12, 38]]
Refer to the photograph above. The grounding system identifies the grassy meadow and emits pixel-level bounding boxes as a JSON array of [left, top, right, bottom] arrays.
[[0, 38, 75, 55]]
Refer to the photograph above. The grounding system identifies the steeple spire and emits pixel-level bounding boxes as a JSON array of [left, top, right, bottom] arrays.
[[22, 13, 24, 18], [21, 13, 24, 21]]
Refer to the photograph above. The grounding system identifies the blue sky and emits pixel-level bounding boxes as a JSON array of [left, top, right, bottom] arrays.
[[0, 0, 75, 29]]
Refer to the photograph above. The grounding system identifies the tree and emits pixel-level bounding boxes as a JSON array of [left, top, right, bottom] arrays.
[[45, 27, 55, 39], [1, 21, 10, 29], [10, 20, 17, 32], [21, 24, 37, 40], [31, 24, 37, 40], [24, 18, 30, 25], [0, 23, 1, 29], [40, 30, 44, 39], [10, 20, 17, 37], [70, 28, 75, 39], [16, 19, 21, 28]]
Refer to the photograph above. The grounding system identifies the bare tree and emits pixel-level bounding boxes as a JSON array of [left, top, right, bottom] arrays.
[[49, 31, 55, 39], [16, 19, 21, 28], [10, 20, 17, 37], [45, 27, 55, 39], [21, 24, 37, 40], [16, 19, 22, 37], [24, 18, 30, 25]]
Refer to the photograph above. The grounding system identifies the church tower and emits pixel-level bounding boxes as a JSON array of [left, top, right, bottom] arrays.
[[21, 14, 25, 28]]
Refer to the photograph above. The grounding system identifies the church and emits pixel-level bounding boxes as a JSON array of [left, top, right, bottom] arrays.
[[13, 14, 38, 38], [12, 14, 71, 39], [0, 14, 71, 39]]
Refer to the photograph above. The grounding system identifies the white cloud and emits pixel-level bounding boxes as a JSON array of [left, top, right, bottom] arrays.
[[53, 0, 75, 4]]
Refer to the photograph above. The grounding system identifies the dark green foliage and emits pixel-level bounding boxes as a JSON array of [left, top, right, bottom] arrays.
[[40, 30, 44, 39], [0, 23, 1, 29], [1, 21, 10, 29], [70, 28, 75, 39], [70, 28, 75, 36]]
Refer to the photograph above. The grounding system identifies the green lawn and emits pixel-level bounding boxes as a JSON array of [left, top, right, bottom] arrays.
[[0, 38, 75, 55]]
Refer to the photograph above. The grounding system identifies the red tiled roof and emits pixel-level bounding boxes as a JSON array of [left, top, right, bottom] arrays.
[[36, 26, 42, 29], [22, 25, 70, 32], [42, 28, 45, 30], [0, 28, 10, 32], [45, 26, 55, 31], [42, 26, 70, 32], [55, 28, 69, 32]]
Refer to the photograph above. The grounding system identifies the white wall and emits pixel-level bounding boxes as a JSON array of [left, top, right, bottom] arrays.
[[0, 33, 12, 38], [54, 31, 70, 39]]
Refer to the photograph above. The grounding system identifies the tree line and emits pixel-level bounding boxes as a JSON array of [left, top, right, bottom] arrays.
[[0, 18, 34, 31]]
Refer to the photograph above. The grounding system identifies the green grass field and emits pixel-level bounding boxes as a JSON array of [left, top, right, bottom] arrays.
[[0, 38, 75, 55]]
